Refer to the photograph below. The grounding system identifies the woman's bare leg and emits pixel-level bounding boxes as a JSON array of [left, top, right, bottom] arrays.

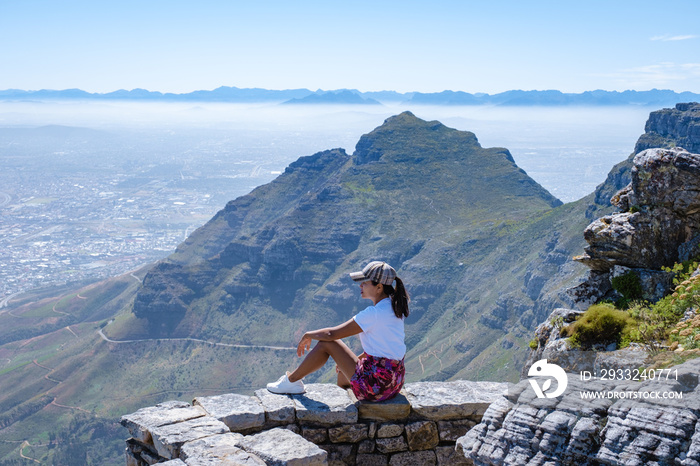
[[337, 368, 352, 389], [288, 340, 358, 384]]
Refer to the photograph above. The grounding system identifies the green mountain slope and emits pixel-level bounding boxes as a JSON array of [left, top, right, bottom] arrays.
[[131, 112, 568, 383]]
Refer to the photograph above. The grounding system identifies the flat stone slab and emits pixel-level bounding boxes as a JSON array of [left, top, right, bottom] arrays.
[[150, 416, 230, 459], [348, 390, 410, 421], [403, 381, 510, 421], [292, 383, 358, 426], [238, 427, 328, 465], [255, 388, 296, 424], [194, 393, 265, 432], [120, 400, 206, 444], [180, 432, 265, 465]]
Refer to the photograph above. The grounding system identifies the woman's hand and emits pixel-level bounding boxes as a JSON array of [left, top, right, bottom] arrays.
[[297, 333, 313, 357]]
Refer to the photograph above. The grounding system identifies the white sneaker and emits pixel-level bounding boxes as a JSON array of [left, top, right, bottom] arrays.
[[267, 373, 305, 394]]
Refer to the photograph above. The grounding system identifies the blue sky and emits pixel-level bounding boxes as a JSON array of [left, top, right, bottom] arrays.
[[1, 0, 699, 94]]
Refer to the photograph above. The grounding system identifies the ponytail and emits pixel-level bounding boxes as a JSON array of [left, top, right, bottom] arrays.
[[373, 277, 410, 319]]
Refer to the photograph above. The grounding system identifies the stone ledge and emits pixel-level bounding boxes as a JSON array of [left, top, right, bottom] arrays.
[[150, 416, 230, 459], [255, 388, 296, 425], [122, 380, 512, 465], [403, 381, 509, 421], [179, 432, 265, 465]]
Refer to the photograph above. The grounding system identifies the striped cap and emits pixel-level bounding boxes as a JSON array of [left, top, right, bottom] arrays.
[[349, 261, 396, 285]]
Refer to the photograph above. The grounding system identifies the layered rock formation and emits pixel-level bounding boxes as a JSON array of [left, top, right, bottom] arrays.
[[457, 356, 700, 465]]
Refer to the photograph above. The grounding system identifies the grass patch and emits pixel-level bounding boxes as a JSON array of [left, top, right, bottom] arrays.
[[611, 271, 643, 308], [563, 303, 635, 349]]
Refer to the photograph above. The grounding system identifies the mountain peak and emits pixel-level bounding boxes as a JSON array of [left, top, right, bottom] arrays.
[[353, 112, 479, 165]]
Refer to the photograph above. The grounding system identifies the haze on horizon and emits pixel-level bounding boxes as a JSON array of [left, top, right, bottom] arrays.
[[1, 0, 699, 95]]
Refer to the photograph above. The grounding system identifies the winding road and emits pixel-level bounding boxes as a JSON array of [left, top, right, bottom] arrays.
[[0, 292, 22, 310], [19, 441, 41, 464], [97, 327, 295, 351]]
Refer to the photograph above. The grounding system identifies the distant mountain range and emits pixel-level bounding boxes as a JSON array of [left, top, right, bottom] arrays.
[[2, 86, 699, 106], [282, 90, 381, 105]]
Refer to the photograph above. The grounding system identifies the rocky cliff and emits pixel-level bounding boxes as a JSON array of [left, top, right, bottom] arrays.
[[570, 145, 700, 308], [593, 102, 700, 210]]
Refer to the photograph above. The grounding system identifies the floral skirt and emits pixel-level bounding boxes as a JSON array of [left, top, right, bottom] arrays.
[[350, 354, 405, 402]]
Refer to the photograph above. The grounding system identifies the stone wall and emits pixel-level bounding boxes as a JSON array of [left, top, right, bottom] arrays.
[[121, 380, 509, 465]]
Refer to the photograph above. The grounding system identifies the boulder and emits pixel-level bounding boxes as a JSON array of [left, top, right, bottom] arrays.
[[193, 393, 265, 432], [577, 148, 700, 273], [120, 401, 206, 444], [179, 433, 265, 465], [149, 416, 229, 459]]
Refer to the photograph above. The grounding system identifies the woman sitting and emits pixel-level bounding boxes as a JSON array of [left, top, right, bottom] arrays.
[[267, 261, 409, 402]]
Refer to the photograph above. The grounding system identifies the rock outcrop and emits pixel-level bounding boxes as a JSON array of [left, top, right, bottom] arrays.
[[579, 147, 700, 272], [635, 102, 700, 155], [571, 147, 700, 306], [122, 380, 509, 465]]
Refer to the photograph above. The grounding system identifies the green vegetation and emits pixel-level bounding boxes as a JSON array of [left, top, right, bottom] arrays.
[[611, 271, 643, 308], [560, 259, 700, 355], [563, 303, 635, 349]]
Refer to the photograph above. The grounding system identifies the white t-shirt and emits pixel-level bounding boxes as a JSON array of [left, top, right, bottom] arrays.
[[353, 297, 406, 361]]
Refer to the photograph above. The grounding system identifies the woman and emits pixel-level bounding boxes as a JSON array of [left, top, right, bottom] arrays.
[[267, 261, 409, 402]]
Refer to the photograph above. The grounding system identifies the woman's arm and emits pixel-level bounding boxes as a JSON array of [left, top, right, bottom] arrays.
[[297, 318, 363, 357]]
